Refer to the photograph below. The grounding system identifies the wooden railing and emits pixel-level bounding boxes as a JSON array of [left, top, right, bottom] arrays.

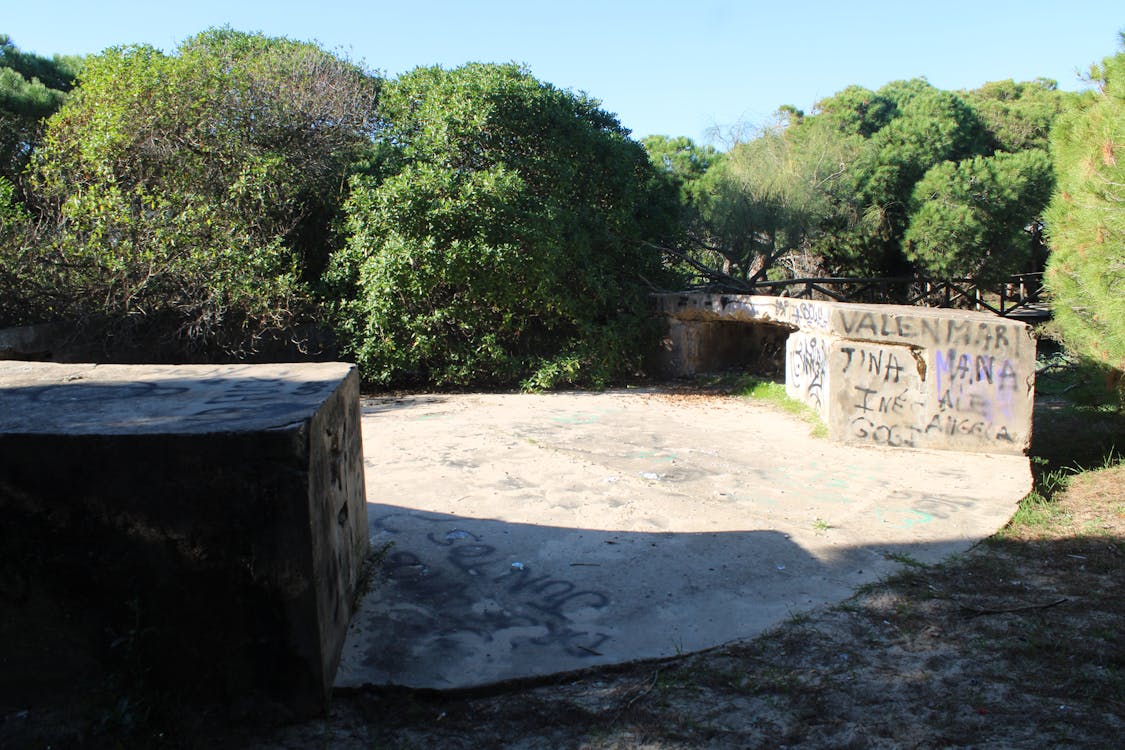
[[688, 273, 1048, 320]]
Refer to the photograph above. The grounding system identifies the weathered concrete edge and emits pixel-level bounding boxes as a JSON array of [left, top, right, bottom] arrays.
[[655, 292, 1035, 345], [0, 323, 63, 360], [307, 366, 370, 706]]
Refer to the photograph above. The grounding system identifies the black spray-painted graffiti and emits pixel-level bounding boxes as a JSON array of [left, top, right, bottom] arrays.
[[840, 345, 909, 384], [920, 415, 1016, 442], [841, 342, 926, 447], [850, 417, 922, 448], [790, 335, 828, 409], [852, 411, 1015, 446], [852, 385, 918, 416], [378, 517, 612, 658], [774, 298, 831, 330], [836, 310, 1024, 355]]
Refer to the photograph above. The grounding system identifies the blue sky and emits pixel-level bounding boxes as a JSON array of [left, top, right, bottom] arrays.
[[5, 1, 1122, 143]]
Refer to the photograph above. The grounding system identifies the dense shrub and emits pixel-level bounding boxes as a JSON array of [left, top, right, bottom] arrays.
[[2, 29, 379, 358], [327, 63, 679, 389], [905, 149, 1054, 280]]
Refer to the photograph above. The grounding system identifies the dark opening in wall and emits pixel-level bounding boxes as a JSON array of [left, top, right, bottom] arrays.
[[656, 319, 793, 378]]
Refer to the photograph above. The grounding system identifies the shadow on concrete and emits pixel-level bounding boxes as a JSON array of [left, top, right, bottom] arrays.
[[339, 389, 1033, 692], [339, 501, 985, 692]]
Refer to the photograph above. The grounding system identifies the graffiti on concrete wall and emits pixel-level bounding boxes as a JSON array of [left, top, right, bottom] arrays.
[[787, 333, 829, 411], [927, 348, 1022, 443], [835, 309, 1028, 356], [838, 342, 928, 448], [836, 336, 1027, 448], [655, 293, 1034, 453], [773, 298, 832, 331]]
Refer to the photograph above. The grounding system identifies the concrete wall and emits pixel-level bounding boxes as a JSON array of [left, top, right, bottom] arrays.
[[0, 323, 61, 361], [655, 294, 1036, 455], [0, 361, 368, 716]]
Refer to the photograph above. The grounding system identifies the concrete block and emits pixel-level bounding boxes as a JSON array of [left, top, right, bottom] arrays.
[[0, 323, 61, 361], [655, 293, 1035, 455], [827, 339, 929, 448], [825, 305, 1035, 453], [0, 361, 368, 716]]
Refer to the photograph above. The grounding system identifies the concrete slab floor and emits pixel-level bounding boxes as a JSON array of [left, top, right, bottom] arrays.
[[336, 389, 1031, 691]]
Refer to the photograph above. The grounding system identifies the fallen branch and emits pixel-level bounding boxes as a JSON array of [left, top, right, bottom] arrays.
[[624, 670, 661, 710], [958, 597, 1068, 617]]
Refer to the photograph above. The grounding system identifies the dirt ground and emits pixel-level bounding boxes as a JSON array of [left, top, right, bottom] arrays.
[[2, 372, 1121, 749]]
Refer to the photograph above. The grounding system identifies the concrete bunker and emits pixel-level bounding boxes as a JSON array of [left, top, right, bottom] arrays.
[[0, 295, 1035, 721], [655, 293, 1036, 455]]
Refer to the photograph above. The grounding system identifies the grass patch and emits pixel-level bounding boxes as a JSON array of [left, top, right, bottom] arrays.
[[1000, 461, 1077, 536], [882, 551, 926, 569], [1002, 339, 1124, 540], [732, 375, 828, 437], [1004, 490, 1069, 533]]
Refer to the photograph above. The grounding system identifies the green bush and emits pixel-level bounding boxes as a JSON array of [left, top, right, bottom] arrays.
[[327, 63, 678, 389], [904, 149, 1054, 280], [5, 28, 379, 358]]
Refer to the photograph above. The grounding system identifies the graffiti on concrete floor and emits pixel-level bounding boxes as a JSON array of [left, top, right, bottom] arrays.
[[375, 514, 613, 659]]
